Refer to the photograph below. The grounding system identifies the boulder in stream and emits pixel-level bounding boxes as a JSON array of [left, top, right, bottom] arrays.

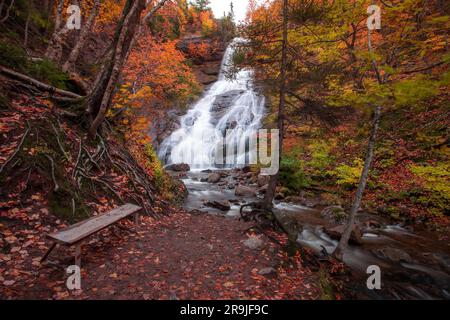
[[324, 225, 363, 245], [207, 173, 221, 183], [235, 185, 257, 197], [257, 175, 270, 187], [166, 163, 190, 172], [204, 200, 231, 212], [321, 206, 348, 224], [374, 247, 413, 263]]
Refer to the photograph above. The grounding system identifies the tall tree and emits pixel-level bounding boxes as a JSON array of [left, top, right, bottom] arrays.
[[86, 0, 169, 138], [333, 3, 382, 260], [263, 0, 289, 209]]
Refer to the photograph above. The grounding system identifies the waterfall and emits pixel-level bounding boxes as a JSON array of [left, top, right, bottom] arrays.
[[158, 39, 266, 169]]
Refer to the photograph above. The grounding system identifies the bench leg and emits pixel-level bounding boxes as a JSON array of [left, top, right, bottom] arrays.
[[40, 242, 57, 263], [134, 212, 140, 226], [74, 244, 82, 268]]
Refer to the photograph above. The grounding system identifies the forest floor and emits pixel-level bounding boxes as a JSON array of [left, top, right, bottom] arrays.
[[1, 209, 322, 300]]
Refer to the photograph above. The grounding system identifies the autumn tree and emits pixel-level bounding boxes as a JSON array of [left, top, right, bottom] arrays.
[[263, 0, 288, 209], [85, 0, 173, 138]]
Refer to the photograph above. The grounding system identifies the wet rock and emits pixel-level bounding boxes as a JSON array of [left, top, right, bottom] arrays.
[[243, 236, 264, 250], [375, 247, 413, 263], [302, 197, 320, 208], [207, 173, 221, 183], [201, 169, 212, 173], [211, 90, 243, 108], [257, 175, 270, 187], [274, 193, 285, 200], [235, 185, 257, 197], [166, 163, 190, 172], [324, 225, 363, 245], [321, 206, 348, 224], [200, 177, 209, 182], [227, 183, 236, 190], [364, 219, 382, 229], [189, 209, 204, 215], [242, 166, 252, 173], [258, 267, 276, 276], [202, 64, 220, 76], [258, 184, 269, 194], [284, 196, 304, 203], [204, 200, 231, 212]]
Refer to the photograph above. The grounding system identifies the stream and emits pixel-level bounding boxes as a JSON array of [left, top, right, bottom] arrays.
[[158, 40, 450, 300]]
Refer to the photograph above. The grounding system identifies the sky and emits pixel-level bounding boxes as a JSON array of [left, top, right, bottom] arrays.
[[210, 0, 250, 23]]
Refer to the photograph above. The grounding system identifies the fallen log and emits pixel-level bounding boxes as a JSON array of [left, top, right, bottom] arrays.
[[0, 65, 83, 99]]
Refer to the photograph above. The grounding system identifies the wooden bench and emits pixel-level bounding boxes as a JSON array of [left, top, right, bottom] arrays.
[[41, 203, 142, 268]]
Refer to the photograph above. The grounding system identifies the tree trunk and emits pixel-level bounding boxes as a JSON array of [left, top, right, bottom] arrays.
[[333, 10, 383, 260], [333, 105, 381, 260], [263, 0, 288, 209], [0, 0, 15, 23], [45, 0, 66, 61], [87, 0, 146, 139], [24, 11, 30, 48], [63, 0, 101, 72]]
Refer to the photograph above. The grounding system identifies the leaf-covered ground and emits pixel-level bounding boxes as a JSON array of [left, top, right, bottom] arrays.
[[1, 208, 321, 300]]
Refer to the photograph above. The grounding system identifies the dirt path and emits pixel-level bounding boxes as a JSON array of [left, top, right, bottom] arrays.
[[1, 210, 320, 300]]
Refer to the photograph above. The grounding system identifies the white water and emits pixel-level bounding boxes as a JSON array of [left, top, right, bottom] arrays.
[[159, 39, 266, 169]]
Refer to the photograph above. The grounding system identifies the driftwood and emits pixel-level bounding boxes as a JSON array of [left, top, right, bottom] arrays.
[[0, 65, 83, 99]]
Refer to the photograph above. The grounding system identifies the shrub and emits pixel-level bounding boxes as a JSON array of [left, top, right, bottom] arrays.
[[279, 155, 309, 192], [328, 158, 364, 188], [308, 140, 334, 174], [144, 144, 165, 191], [410, 163, 450, 215], [27, 59, 70, 90], [0, 41, 27, 71]]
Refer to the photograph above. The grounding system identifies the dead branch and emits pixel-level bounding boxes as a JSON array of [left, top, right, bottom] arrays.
[[0, 65, 83, 99], [72, 139, 83, 179], [44, 154, 59, 192], [50, 121, 69, 161], [0, 125, 30, 174]]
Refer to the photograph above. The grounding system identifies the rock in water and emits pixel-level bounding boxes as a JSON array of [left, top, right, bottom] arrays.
[[324, 225, 363, 245], [257, 175, 270, 187], [235, 185, 257, 197], [374, 247, 413, 263], [204, 200, 231, 211], [166, 163, 190, 172], [207, 173, 221, 183], [321, 206, 348, 224]]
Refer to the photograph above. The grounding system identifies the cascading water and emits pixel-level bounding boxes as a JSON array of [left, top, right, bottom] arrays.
[[158, 39, 265, 169]]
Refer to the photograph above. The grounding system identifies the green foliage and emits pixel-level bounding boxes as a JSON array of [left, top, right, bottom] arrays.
[[279, 154, 309, 192], [392, 76, 440, 108], [192, 0, 211, 12], [410, 163, 450, 215], [27, 59, 70, 90], [144, 144, 165, 191], [328, 158, 363, 188], [0, 41, 28, 71], [308, 140, 334, 174]]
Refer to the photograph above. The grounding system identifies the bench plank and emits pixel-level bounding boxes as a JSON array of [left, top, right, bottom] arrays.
[[48, 204, 141, 245]]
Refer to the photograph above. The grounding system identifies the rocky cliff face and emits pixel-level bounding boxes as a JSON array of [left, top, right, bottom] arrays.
[[177, 35, 228, 88], [150, 36, 229, 148]]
